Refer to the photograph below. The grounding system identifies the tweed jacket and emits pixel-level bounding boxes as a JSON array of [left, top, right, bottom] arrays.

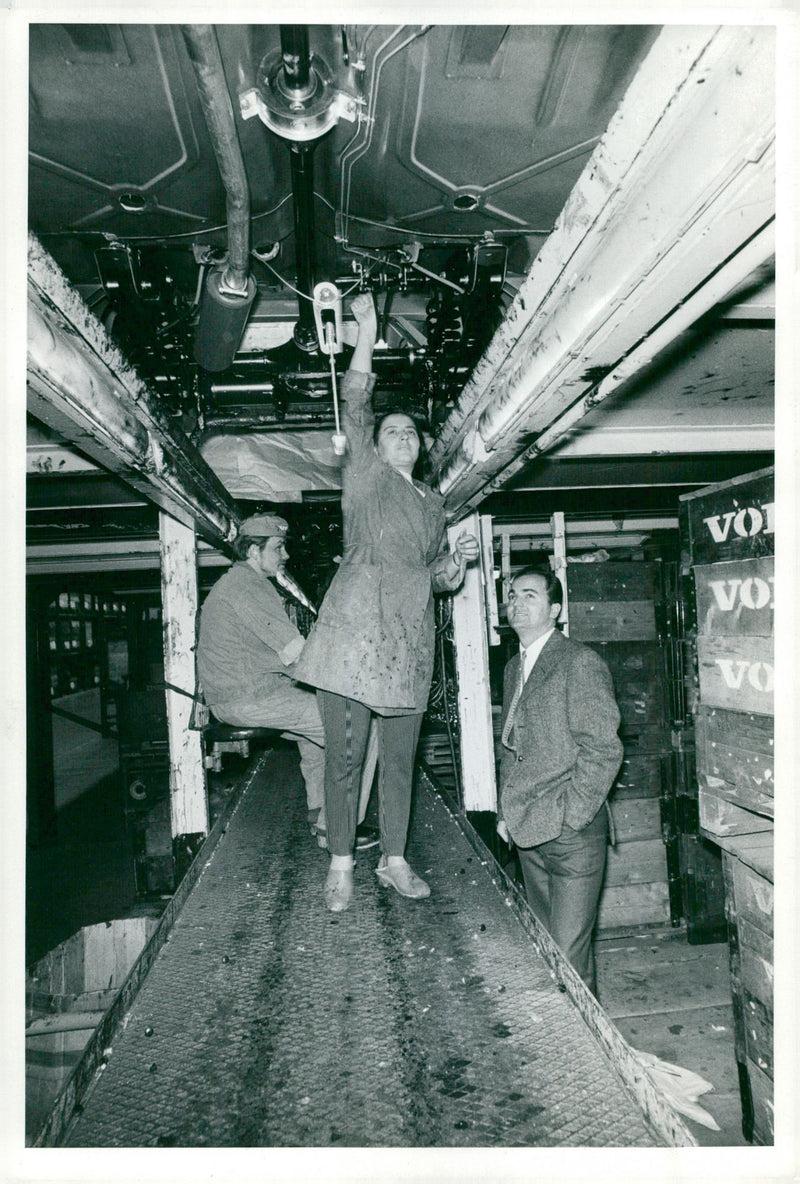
[[499, 629, 623, 848], [294, 370, 464, 714]]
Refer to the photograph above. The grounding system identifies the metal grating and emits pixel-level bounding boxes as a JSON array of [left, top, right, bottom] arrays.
[[64, 749, 660, 1148]]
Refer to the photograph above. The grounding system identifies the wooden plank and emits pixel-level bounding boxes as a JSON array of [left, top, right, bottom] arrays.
[[738, 917, 773, 1012], [81, 923, 117, 993], [731, 857, 773, 934], [695, 705, 774, 814], [26, 1012, 107, 1036], [550, 512, 568, 635], [678, 832, 727, 945], [722, 853, 747, 1065], [568, 600, 656, 641], [699, 790, 774, 838], [597, 881, 670, 930], [604, 838, 667, 887], [566, 561, 656, 602], [588, 642, 666, 730], [746, 1056, 774, 1144], [694, 557, 774, 638], [160, 512, 209, 838], [448, 514, 497, 812], [609, 797, 663, 843], [742, 990, 773, 1078], [712, 831, 774, 881], [680, 467, 774, 565], [611, 753, 662, 798], [696, 634, 774, 716]]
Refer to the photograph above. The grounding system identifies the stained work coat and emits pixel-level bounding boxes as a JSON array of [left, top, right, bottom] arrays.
[[294, 371, 463, 714]]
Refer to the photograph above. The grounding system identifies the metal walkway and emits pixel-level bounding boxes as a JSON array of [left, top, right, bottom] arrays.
[[64, 749, 667, 1149]]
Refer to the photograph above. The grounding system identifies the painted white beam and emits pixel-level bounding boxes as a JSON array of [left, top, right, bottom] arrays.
[[27, 234, 240, 548], [546, 422, 774, 459], [431, 26, 775, 517], [26, 539, 228, 575], [447, 513, 497, 812], [160, 513, 209, 840], [495, 517, 678, 540]]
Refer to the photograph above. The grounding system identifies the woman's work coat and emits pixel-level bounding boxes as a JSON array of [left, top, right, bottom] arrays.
[[294, 370, 463, 714]]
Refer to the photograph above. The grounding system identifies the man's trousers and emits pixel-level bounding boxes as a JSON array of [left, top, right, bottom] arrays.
[[211, 679, 325, 816], [516, 808, 608, 993]]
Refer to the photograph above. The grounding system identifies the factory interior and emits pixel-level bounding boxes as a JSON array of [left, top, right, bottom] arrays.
[[6, 14, 797, 1174]]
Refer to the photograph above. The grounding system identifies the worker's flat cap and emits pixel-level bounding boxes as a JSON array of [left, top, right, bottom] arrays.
[[239, 514, 289, 538]]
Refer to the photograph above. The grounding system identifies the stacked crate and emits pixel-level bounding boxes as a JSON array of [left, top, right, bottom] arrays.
[[565, 561, 672, 931], [679, 466, 774, 1144]]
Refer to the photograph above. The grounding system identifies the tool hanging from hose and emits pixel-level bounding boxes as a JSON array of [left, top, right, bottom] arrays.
[[313, 281, 347, 455]]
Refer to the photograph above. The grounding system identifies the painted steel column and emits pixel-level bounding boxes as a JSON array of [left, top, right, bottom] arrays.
[[447, 513, 497, 812], [160, 513, 209, 851], [27, 234, 239, 548], [430, 26, 776, 516]]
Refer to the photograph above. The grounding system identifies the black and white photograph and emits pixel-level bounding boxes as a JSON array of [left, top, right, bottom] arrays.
[[2, 4, 797, 1182]]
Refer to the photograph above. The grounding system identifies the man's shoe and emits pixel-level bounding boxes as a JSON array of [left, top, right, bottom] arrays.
[[375, 856, 430, 899], [355, 823, 380, 851], [323, 867, 354, 912]]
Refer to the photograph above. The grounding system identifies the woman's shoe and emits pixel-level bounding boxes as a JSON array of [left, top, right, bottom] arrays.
[[375, 857, 430, 899], [324, 867, 354, 912], [315, 825, 377, 852], [355, 823, 380, 851]]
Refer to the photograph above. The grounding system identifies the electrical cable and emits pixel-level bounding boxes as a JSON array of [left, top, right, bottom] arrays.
[[254, 252, 378, 303], [437, 602, 463, 803]]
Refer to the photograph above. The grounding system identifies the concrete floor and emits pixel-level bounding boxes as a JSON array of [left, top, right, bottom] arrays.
[[595, 929, 746, 1146]]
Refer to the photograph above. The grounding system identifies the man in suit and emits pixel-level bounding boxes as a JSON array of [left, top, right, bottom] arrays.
[[497, 567, 623, 993]]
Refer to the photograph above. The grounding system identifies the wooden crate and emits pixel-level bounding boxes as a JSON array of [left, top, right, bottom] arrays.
[[567, 562, 657, 642], [587, 641, 666, 732], [721, 842, 773, 1144], [696, 634, 773, 717], [695, 705, 774, 817], [747, 1057, 775, 1145], [566, 562, 657, 602], [699, 791, 773, 838], [604, 838, 668, 887], [608, 796, 663, 844], [694, 557, 774, 639], [679, 466, 774, 565], [611, 752, 662, 799], [596, 881, 670, 930]]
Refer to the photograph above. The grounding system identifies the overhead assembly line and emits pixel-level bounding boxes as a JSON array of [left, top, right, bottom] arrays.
[[20, 18, 786, 1160]]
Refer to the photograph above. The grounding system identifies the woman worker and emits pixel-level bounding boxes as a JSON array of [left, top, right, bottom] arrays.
[[294, 293, 479, 912]]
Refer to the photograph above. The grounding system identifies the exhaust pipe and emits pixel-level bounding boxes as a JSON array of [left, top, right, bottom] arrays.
[[182, 25, 256, 371]]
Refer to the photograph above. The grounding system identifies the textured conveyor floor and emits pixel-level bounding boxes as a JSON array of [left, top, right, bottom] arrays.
[[65, 749, 659, 1148]]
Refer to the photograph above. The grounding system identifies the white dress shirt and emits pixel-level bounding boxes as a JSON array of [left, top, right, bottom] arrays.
[[520, 628, 555, 684]]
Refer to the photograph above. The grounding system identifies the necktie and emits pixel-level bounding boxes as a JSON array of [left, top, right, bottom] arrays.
[[501, 658, 525, 753]]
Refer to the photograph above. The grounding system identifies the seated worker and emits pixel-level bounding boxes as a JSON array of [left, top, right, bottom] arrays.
[[197, 514, 378, 849], [497, 567, 623, 994]]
